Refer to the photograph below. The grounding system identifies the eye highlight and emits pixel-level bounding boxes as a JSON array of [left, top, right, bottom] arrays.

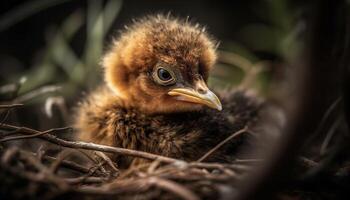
[[153, 66, 176, 86]]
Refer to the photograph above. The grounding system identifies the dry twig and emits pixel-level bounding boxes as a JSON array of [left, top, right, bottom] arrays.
[[197, 127, 248, 162]]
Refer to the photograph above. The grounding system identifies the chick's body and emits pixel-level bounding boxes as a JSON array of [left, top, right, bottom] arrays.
[[76, 87, 260, 168], [74, 15, 262, 168]]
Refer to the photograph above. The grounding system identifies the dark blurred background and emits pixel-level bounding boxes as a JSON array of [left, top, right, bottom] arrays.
[[0, 0, 287, 64], [0, 0, 298, 93]]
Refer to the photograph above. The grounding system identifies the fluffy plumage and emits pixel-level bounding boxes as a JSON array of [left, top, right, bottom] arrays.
[[74, 15, 262, 168], [103, 15, 217, 113]]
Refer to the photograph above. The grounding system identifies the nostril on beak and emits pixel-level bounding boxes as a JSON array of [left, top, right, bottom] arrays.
[[197, 87, 207, 94], [195, 76, 209, 94]]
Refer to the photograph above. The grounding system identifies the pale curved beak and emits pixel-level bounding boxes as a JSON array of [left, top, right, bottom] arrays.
[[168, 82, 222, 111]]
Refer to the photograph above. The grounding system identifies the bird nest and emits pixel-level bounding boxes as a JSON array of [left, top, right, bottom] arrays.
[[0, 75, 348, 200], [0, 102, 262, 200]]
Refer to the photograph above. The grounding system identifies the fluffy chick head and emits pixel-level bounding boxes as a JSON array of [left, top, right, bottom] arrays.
[[103, 14, 221, 114]]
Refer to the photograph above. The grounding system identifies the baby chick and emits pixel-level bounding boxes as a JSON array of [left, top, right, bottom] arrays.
[[74, 15, 262, 168]]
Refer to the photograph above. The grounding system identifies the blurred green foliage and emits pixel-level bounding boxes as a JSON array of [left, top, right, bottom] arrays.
[[1, 0, 122, 104], [209, 0, 297, 94]]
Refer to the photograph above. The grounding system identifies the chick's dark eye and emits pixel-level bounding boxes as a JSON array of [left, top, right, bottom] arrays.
[[158, 68, 172, 81], [153, 67, 176, 86]]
